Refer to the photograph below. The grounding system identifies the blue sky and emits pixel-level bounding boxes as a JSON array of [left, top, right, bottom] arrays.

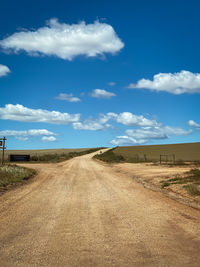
[[0, 0, 200, 149]]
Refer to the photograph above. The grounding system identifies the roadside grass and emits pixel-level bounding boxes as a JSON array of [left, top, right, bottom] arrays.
[[3, 147, 104, 164], [1, 147, 96, 163], [161, 169, 200, 196], [0, 164, 36, 188], [29, 147, 104, 163], [94, 149, 125, 163]]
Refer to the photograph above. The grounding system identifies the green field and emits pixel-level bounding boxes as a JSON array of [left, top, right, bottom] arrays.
[[113, 142, 200, 162]]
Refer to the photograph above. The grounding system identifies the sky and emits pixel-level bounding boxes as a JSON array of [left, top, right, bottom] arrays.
[[0, 0, 200, 149]]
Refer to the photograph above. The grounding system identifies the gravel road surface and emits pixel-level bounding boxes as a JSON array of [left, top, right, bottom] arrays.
[[0, 150, 199, 266]]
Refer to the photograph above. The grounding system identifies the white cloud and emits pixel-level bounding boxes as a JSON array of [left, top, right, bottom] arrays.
[[126, 126, 191, 140], [127, 70, 200, 94], [72, 113, 114, 130], [125, 128, 167, 140], [108, 82, 116, 86], [0, 130, 27, 137], [72, 112, 159, 131], [0, 129, 56, 136], [0, 64, 10, 77], [90, 89, 116, 99], [73, 120, 111, 131], [28, 129, 56, 136], [41, 136, 56, 142], [0, 19, 124, 60], [110, 136, 147, 145], [111, 112, 159, 127], [0, 129, 57, 141], [0, 104, 80, 124], [187, 120, 200, 128], [56, 93, 81, 102], [111, 125, 192, 146]]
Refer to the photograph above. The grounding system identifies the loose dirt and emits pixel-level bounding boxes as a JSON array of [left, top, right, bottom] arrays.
[[112, 162, 200, 208], [0, 150, 200, 266]]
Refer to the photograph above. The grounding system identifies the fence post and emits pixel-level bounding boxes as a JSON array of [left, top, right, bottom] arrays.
[[1, 137, 6, 165]]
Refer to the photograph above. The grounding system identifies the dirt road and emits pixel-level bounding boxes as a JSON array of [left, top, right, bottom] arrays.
[[0, 151, 200, 266]]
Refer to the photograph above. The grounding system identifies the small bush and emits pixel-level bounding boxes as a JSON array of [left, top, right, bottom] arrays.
[[161, 182, 170, 188]]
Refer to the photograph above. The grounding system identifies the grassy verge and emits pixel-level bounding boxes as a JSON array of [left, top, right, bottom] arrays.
[[94, 148, 125, 163], [94, 148, 154, 163], [161, 169, 200, 196], [29, 147, 104, 163], [0, 164, 36, 188]]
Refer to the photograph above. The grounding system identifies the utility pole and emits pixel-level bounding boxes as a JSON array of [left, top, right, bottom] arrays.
[[0, 137, 6, 165]]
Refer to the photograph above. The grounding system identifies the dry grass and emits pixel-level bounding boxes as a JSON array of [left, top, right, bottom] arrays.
[[1, 147, 100, 163], [161, 169, 200, 196], [29, 148, 103, 163], [94, 149, 125, 163], [113, 142, 200, 163], [0, 164, 36, 188]]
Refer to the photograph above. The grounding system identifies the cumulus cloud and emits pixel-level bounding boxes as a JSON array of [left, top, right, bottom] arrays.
[[56, 93, 81, 102], [0, 129, 57, 141], [71, 112, 157, 131], [110, 136, 147, 145], [0, 104, 80, 124], [90, 89, 116, 99], [111, 112, 159, 127], [28, 129, 56, 136], [72, 112, 158, 131], [187, 120, 200, 128], [0, 19, 124, 60], [41, 136, 56, 142], [126, 126, 191, 139], [127, 70, 200, 94], [72, 114, 112, 131], [72, 121, 111, 131], [0, 64, 10, 77], [0, 129, 56, 137], [111, 125, 192, 146]]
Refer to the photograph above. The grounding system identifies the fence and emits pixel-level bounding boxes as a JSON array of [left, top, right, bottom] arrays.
[[160, 154, 175, 164]]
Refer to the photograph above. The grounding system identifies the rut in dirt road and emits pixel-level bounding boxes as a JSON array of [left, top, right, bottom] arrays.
[[0, 150, 200, 266]]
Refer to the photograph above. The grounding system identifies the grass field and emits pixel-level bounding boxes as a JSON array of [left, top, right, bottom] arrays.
[[113, 142, 200, 163]]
